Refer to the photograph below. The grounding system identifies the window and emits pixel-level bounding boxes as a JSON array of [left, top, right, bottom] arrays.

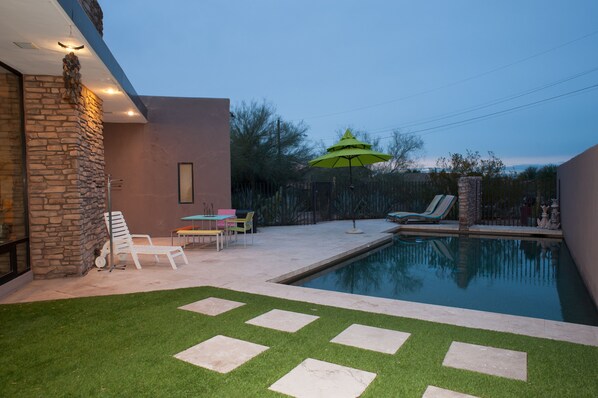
[[178, 163, 194, 204], [0, 62, 29, 284]]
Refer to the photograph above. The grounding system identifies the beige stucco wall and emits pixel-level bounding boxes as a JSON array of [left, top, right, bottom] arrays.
[[558, 144, 598, 306], [103, 96, 231, 236]]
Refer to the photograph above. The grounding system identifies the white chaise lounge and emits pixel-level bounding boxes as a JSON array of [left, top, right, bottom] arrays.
[[95, 211, 188, 270]]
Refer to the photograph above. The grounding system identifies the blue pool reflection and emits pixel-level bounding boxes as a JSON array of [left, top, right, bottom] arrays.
[[294, 234, 598, 326]]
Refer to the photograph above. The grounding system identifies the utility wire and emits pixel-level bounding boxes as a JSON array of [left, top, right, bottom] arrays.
[[293, 29, 598, 122], [366, 65, 598, 135], [370, 83, 598, 138]]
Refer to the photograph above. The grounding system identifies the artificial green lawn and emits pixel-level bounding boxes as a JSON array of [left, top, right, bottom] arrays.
[[1, 287, 597, 397]]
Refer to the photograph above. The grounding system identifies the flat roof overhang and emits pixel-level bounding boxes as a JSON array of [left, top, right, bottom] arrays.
[[0, 0, 147, 123]]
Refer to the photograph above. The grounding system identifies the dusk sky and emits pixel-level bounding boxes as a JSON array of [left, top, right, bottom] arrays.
[[101, 1, 598, 169]]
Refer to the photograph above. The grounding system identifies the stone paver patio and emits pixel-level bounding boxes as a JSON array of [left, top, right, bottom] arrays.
[[442, 341, 528, 381], [2, 220, 596, 348], [268, 358, 377, 398], [178, 297, 245, 316], [422, 385, 479, 398], [245, 309, 319, 332], [330, 323, 411, 354], [174, 335, 269, 373]]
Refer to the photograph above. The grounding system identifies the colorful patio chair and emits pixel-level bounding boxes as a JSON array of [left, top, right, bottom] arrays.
[[227, 211, 254, 247], [95, 211, 188, 270], [388, 195, 456, 224], [217, 208, 236, 245]]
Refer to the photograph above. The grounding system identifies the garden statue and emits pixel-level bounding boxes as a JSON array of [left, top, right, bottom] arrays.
[[549, 198, 560, 230], [537, 204, 550, 229]]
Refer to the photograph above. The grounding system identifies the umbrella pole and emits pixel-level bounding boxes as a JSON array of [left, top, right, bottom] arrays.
[[346, 163, 362, 234]]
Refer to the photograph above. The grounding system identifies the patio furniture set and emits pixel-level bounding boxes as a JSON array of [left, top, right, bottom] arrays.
[[95, 209, 254, 270]]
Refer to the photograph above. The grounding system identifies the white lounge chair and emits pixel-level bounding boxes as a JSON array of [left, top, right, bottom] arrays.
[[95, 211, 188, 270]]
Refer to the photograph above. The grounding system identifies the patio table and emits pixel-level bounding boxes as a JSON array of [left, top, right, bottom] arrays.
[[178, 214, 234, 250]]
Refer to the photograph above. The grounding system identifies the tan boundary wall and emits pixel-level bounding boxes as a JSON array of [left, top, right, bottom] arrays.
[[557, 144, 598, 306], [103, 96, 231, 236]]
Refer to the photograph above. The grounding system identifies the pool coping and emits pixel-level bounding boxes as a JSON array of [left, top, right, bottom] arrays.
[[237, 222, 596, 347]]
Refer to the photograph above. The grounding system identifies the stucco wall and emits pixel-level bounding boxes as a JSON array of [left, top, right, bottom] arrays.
[[557, 144, 598, 306], [103, 96, 231, 236]]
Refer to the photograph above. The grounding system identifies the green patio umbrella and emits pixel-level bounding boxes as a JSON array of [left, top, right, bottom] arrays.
[[309, 129, 392, 233]]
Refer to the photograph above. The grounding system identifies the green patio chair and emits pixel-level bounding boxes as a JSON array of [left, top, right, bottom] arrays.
[[227, 211, 254, 247]]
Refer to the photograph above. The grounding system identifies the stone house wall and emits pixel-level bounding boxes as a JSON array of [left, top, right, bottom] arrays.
[[23, 75, 106, 279]]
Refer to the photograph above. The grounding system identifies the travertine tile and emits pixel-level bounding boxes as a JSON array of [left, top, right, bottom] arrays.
[[269, 358, 377, 398], [442, 341, 527, 381], [423, 385, 479, 398], [178, 297, 245, 316], [246, 309, 319, 332], [330, 323, 410, 354], [174, 335, 268, 373]]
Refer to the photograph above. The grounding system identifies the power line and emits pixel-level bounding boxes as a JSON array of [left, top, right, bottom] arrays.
[[371, 83, 598, 139], [293, 29, 598, 122], [366, 65, 598, 135]]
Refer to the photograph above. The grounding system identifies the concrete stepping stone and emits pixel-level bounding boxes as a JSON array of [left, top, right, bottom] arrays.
[[178, 297, 245, 316], [269, 358, 377, 398], [330, 324, 410, 354], [245, 309, 319, 332], [174, 335, 268, 373], [423, 385, 479, 398], [442, 341, 527, 381]]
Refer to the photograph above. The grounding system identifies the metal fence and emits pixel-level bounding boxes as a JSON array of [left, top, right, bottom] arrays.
[[232, 174, 556, 228]]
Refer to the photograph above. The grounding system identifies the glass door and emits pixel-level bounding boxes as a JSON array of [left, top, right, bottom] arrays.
[[0, 63, 29, 284]]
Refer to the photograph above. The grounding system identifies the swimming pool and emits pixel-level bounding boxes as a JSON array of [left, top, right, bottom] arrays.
[[292, 234, 598, 326]]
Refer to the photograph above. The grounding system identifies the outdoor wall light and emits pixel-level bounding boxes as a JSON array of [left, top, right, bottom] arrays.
[[58, 41, 84, 51], [58, 25, 84, 52]]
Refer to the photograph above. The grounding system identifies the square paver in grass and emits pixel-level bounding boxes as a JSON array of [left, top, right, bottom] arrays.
[[330, 323, 411, 354], [269, 358, 377, 398], [178, 297, 245, 316], [174, 335, 268, 373], [423, 385, 479, 398], [443, 341, 527, 381], [245, 309, 319, 332]]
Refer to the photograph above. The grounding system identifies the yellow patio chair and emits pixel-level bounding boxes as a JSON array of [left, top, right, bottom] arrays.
[[227, 211, 254, 247]]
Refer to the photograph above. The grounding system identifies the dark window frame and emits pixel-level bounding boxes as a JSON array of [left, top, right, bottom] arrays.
[[177, 162, 194, 204], [0, 60, 30, 284]]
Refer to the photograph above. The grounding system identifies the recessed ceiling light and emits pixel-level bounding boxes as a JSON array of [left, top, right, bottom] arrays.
[[103, 88, 121, 95], [13, 42, 38, 49], [126, 111, 136, 116]]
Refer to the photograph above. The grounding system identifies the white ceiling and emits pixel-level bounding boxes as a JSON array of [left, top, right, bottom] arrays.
[[0, 0, 147, 123]]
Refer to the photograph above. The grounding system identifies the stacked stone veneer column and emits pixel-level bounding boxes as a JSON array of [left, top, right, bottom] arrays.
[[78, 0, 103, 36], [458, 176, 482, 231], [23, 75, 106, 278]]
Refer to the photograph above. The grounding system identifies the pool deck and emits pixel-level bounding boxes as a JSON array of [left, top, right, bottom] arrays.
[[1, 219, 595, 347]]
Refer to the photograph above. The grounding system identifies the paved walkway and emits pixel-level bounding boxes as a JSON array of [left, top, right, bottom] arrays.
[[1, 219, 596, 347], [175, 296, 527, 397]]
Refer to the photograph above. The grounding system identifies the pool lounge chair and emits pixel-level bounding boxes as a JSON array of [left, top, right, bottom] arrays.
[[387, 194, 444, 220], [388, 195, 456, 224], [95, 211, 188, 270]]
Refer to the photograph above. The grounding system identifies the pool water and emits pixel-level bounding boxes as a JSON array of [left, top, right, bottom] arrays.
[[294, 234, 598, 326]]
